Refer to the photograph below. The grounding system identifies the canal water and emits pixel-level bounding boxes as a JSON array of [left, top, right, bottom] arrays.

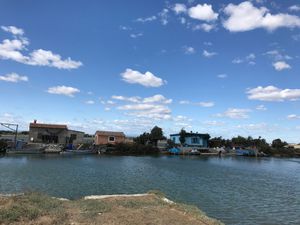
[[0, 155, 299, 225]]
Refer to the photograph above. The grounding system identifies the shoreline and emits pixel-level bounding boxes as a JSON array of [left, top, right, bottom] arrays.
[[0, 192, 224, 225], [1, 151, 300, 158]]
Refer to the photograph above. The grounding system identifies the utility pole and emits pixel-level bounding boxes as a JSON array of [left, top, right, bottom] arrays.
[[0, 123, 19, 147]]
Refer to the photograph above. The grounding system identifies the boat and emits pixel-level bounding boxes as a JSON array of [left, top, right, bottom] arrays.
[[60, 149, 98, 155], [44, 144, 64, 153], [6, 149, 45, 154], [6, 143, 46, 154], [235, 148, 257, 156], [168, 147, 180, 155]]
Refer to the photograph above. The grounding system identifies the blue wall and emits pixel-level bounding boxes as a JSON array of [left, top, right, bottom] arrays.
[[170, 135, 208, 147]]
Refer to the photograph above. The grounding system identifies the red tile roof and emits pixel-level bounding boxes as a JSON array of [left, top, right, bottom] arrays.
[[29, 123, 67, 129], [95, 131, 125, 137]]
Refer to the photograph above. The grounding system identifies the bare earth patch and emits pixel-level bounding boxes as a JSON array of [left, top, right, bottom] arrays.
[[0, 192, 223, 225]]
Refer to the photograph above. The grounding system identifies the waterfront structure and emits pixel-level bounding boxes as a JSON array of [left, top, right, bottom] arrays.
[[29, 120, 84, 145], [157, 140, 168, 150], [235, 148, 257, 156], [94, 131, 125, 145], [170, 132, 210, 148], [286, 143, 300, 149]]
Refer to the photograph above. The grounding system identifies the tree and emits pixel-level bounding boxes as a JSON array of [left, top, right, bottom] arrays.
[[231, 136, 248, 148], [272, 139, 287, 149], [134, 132, 150, 145], [209, 136, 225, 148], [179, 129, 186, 146], [167, 139, 175, 148], [150, 126, 163, 146]]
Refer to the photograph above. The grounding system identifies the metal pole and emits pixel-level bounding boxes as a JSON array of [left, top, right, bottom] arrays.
[[15, 124, 18, 148], [0, 123, 19, 148]]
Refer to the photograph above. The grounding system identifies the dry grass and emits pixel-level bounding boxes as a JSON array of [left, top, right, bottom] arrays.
[[0, 192, 223, 225]]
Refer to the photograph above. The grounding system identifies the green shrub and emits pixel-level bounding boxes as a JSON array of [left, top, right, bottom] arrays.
[[107, 143, 160, 155]]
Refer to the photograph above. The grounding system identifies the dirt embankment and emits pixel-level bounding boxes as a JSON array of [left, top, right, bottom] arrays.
[[0, 192, 223, 225]]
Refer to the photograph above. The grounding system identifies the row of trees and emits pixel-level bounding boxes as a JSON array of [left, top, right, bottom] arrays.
[[134, 127, 292, 152], [209, 136, 288, 149], [134, 126, 165, 146]]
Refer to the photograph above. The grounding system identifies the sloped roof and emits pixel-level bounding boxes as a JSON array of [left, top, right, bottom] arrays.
[[170, 133, 210, 138], [30, 123, 68, 129], [95, 131, 125, 136]]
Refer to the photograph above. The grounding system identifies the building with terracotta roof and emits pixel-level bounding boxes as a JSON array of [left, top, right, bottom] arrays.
[[29, 120, 84, 145], [94, 131, 125, 145]]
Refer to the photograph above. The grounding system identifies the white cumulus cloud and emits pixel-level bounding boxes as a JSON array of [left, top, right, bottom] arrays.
[[143, 94, 172, 104], [217, 74, 228, 79], [28, 49, 82, 69], [179, 100, 190, 104], [287, 114, 300, 120], [85, 100, 95, 105], [256, 105, 267, 111], [247, 86, 300, 101], [47, 85, 80, 97], [0, 26, 82, 69], [114, 94, 173, 120], [136, 16, 157, 23], [188, 4, 218, 22], [183, 46, 196, 54], [111, 95, 141, 103], [217, 108, 251, 119], [173, 3, 187, 14], [130, 33, 143, 38], [264, 50, 292, 61], [203, 50, 217, 58], [195, 102, 215, 107], [223, 1, 300, 32], [193, 23, 215, 32], [0, 72, 28, 82], [179, 100, 214, 107], [112, 94, 172, 104], [272, 61, 291, 71], [289, 5, 300, 12], [120, 68, 165, 87], [203, 120, 225, 126], [118, 103, 171, 120], [1, 26, 24, 36]]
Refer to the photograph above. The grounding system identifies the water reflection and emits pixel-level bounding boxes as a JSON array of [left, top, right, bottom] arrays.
[[0, 155, 299, 225]]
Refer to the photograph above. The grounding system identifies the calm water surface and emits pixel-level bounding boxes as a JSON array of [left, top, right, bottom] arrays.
[[0, 155, 299, 225]]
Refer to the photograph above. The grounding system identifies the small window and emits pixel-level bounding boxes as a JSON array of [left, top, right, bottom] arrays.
[[71, 134, 77, 140], [192, 137, 199, 144], [108, 136, 115, 142]]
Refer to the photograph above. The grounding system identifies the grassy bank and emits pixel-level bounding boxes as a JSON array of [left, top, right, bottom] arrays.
[[0, 192, 223, 225]]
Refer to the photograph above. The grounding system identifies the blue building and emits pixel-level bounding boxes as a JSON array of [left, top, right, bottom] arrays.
[[170, 132, 210, 148]]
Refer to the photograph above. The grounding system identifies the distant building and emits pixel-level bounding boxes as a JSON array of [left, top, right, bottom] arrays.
[[94, 131, 125, 145], [29, 120, 84, 145], [170, 132, 210, 148], [124, 137, 134, 144], [157, 140, 168, 150], [286, 143, 300, 149]]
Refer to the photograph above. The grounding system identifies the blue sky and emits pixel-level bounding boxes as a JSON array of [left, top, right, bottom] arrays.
[[1, 0, 300, 142]]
